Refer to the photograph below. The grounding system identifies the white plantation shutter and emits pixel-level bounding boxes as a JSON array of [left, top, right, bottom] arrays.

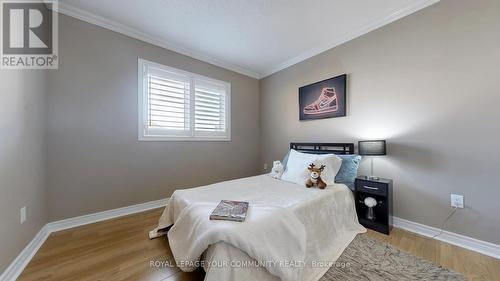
[[148, 71, 190, 133], [194, 79, 228, 136], [138, 59, 230, 141]]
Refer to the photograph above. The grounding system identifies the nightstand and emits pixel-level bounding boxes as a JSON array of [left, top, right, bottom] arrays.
[[354, 176, 393, 235]]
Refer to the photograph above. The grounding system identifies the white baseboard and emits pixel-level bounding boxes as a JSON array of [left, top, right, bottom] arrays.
[[393, 216, 500, 259], [0, 226, 50, 281], [0, 198, 168, 281], [2, 200, 498, 281], [46, 198, 168, 233]]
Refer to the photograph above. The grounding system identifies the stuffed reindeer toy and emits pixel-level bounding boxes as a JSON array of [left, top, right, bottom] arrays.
[[305, 163, 327, 189]]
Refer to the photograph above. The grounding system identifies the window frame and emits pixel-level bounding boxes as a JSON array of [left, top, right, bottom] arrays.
[[138, 58, 231, 142]]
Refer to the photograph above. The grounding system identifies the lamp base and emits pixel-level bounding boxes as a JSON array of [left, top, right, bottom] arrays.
[[367, 158, 380, 181], [366, 207, 376, 221]]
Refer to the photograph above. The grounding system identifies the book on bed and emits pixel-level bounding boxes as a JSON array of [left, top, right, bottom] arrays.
[[210, 200, 249, 222]]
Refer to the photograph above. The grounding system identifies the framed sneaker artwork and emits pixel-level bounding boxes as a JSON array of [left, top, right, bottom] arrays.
[[299, 74, 347, 120]]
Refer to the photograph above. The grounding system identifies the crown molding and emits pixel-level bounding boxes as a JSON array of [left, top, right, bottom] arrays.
[[57, 0, 439, 80], [57, 3, 262, 79], [260, 0, 440, 78]]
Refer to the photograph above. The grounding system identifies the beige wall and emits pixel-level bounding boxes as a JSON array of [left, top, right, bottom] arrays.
[[0, 70, 47, 272], [46, 15, 261, 221], [260, 0, 500, 244]]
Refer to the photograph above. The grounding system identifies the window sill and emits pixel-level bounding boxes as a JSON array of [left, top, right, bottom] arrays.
[[138, 135, 231, 142]]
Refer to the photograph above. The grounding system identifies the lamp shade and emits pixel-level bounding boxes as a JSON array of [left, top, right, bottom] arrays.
[[358, 140, 386, 156]]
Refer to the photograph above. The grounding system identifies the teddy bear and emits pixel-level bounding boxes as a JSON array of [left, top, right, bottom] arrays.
[[269, 160, 284, 179], [305, 163, 327, 189]]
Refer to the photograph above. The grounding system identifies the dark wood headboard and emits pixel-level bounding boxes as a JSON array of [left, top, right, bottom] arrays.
[[290, 142, 355, 155]]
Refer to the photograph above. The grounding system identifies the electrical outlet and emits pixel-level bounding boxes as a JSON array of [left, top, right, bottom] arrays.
[[451, 194, 464, 208], [20, 207, 26, 224], [263, 163, 268, 170]]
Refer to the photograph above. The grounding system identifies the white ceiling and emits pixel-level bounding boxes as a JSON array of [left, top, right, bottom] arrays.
[[59, 0, 439, 79]]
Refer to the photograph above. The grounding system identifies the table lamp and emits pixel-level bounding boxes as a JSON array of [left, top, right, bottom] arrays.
[[358, 140, 386, 180]]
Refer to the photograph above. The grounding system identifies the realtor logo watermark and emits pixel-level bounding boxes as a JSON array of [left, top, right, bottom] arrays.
[[1, 0, 58, 69]]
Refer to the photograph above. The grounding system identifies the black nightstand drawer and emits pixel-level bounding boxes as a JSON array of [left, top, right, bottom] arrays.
[[355, 176, 393, 235], [355, 179, 387, 196]]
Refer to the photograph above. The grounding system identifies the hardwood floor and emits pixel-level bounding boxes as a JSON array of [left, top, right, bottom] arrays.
[[18, 208, 499, 281]]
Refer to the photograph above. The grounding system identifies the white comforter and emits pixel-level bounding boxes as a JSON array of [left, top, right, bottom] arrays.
[[150, 175, 365, 281]]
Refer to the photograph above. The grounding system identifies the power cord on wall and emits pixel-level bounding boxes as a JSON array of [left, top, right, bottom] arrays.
[[432, 206, 458, 239]]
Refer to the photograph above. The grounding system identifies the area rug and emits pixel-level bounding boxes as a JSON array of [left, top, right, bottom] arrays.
[[319, 234, 465, 281]]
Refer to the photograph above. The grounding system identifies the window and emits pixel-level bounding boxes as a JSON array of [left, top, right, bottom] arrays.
[[138, 59, 231, 141]]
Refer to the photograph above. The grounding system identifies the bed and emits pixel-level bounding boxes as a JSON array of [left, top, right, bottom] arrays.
[[150, 143, 366, 281]]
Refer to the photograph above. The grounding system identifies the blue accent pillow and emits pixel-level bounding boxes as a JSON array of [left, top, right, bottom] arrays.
[[335, 154, 361, 190]]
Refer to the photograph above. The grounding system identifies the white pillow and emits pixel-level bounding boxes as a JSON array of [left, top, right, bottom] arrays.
[[281, 149, 342, 186]]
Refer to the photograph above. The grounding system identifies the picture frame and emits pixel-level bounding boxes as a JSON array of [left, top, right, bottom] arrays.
[[299, 74, 347, 120]]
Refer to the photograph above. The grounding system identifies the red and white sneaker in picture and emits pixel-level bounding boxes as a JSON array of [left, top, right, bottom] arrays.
[[303, 87, 339, 115]]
